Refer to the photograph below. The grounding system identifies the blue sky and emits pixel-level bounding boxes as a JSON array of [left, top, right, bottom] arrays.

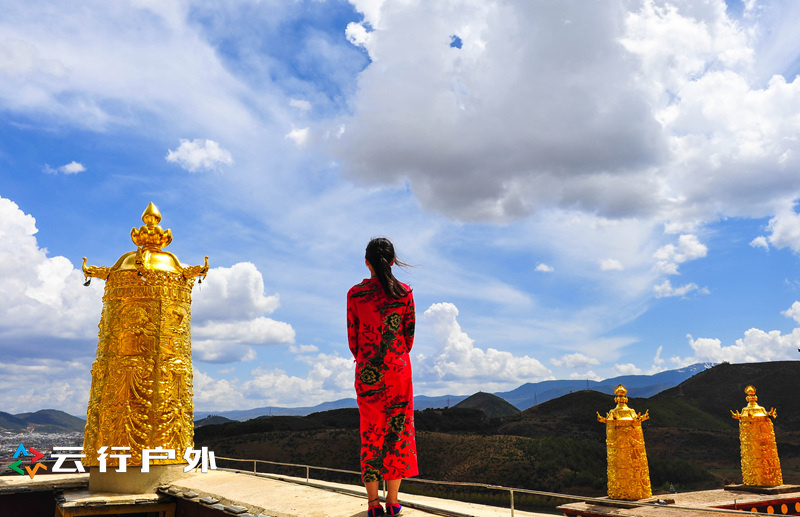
[[2, 0, 800, 416]]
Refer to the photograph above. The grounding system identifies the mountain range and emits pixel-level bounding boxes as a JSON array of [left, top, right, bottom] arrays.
[[194, 362, 714, 421], [0, 362, 714, 432]]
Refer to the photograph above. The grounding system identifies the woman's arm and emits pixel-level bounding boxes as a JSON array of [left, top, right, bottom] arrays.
[[347, 292, 360, 359], [403, 292, 416, 353]]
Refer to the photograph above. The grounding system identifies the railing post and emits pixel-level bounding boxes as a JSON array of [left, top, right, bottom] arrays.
[[306, 466, 310, 483], [253, 460, 257, 474], [510, 489, 515, 517]]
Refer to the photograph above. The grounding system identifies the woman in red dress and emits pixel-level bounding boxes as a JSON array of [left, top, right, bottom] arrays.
[[347, 237, 418, 517]]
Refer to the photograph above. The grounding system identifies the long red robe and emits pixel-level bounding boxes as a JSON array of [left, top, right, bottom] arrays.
[[347, 277, 418, 482]]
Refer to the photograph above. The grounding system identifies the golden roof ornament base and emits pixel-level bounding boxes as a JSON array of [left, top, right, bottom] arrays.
[[597, 384, 652, 500], [731, 385, 783, 487], [81, 203, 208, 492]]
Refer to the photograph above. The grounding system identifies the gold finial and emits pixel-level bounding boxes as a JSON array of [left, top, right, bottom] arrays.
[[131, 202, 172, 250], [142, 202, 162, 226], [732, 385, 776, 420], [598, 384, 648, 423]]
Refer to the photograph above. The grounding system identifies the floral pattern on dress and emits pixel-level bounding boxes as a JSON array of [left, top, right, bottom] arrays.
[[347, 277, 418, 482]]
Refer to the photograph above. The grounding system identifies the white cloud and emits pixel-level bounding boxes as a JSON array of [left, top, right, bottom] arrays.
[[166, 138, 234, 172], [60, 161, 86, 174], [0, 196, 103, 348], [568, 370, 601, 381], [764, 203, 800, 253], [421, 302, 551, 383], [671, 303, 800, 366], [781, 301, 800, 324], [240, 352, 353, 406], [290, 98, 312, 112], [613, 363, 643, 376], [194, 317, 294, 345], [653, 234, 707, 275], [333, 0, 800, 242], [0, 358, 92, 415], [653, 279, 703, 298], [750, 236, 769, 250], [192, 262, 295, 363], [286, 127, 310, 147], [535, 263, 554, 273], [193, 262, 281, 321], [600, 259, 624, 271], [550, 353, 600, 369], [43, 161, 86, 174], [180, 353, 356, 411], [290, 344, 320, 354]]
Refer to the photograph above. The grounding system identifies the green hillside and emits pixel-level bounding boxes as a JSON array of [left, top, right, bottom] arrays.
[[455, 391, 520, 418], [14, 409, 85, 432]]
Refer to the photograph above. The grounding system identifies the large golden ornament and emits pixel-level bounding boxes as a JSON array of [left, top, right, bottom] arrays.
[[731, 385, 783, 486], [82, 202, 208, 467], [597, 384, 652, 500]]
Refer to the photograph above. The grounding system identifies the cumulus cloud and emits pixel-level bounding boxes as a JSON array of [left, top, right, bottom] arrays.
[[334, 0, 800, 230], [286, 127, 310, 147], [193, 262, 281, 321], [613, 363, 644, 376], [194, 354, 356, 410], [43, 161, 86, 174], [550, 353, 600, 369], [750, 236, 769, 250], [421, 302, 551, 383], [653, 279, 703, 298], [166, 139, 233, 172], [0, 358, 92, 415], [240, 352, 352, 406], [290, 344, 320, 354], [671, 302, 800, 366], [0, 196, 103, 350], [289, 98, 312, 112], [192, 262, 295, 363], [763, 203, 800, 253], [653, 234, 708, 275], [336, 0, 665, 221], [569, 370, 601, 381], [600, 259, 624, 271], [535, 263, 554, 273]]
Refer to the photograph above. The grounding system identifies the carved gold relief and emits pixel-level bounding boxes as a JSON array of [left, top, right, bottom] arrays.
[[598, 385, 652, 500], [82, 203, 208, 467], [732, 385, 783, 486]]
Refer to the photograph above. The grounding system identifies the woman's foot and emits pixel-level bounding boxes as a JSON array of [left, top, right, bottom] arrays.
[[385, 503, 402, 516], [367, 498, 385, 517]]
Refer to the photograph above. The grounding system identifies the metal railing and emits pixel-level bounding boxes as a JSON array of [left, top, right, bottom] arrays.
[[214, 456, 786, 517]]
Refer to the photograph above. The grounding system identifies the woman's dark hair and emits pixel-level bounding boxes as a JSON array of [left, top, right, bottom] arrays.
[[366, 237, 410, 299]]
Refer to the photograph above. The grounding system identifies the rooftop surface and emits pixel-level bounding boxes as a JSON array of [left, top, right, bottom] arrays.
[[0, 470, 553, 517]]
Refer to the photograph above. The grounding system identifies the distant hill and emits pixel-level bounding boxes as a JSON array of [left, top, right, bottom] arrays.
[[455, 392, 519, 418], [194, 397, 359, 421], [195, 363, 710, 421], [195, 415, 233, 427], [0, 411, 27, 432], [16, 409, 85, 433], [496, 362, 714, 410]]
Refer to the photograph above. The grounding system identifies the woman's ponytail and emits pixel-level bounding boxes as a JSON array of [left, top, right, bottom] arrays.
[[366, 237, 409, 299]]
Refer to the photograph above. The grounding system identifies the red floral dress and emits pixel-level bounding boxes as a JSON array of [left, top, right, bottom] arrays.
[[347, 277, 418, 482]]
